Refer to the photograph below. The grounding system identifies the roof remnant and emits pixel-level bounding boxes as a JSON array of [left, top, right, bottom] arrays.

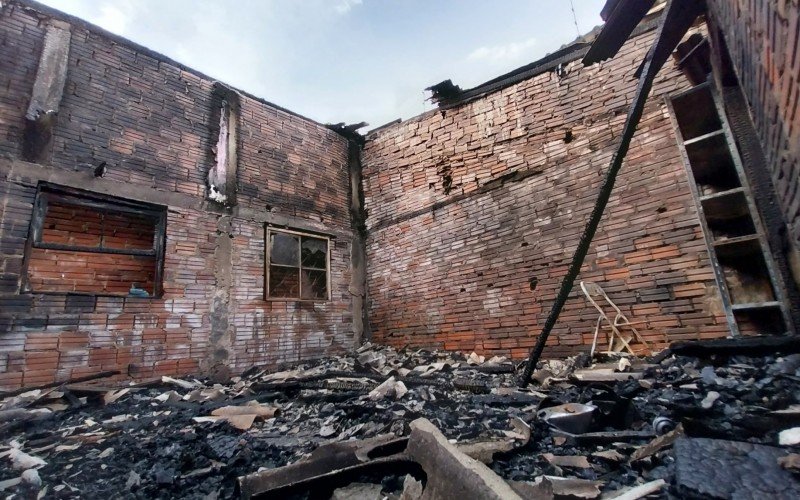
[[582, 0, 658, 65], [425, 80, 463, 106]]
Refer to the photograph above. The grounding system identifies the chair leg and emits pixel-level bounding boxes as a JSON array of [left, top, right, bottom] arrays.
[[590, 317, 603, 358]]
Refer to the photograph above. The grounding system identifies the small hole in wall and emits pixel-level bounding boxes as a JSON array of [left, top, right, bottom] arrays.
[[564, 130, 574, 143], [442, 173, 453, 194], [529, 277, 539, 291], [487, 283, 494, 288], [460, 288, 466, 292], [429, 182, 436, 189], [477, 272, 483, 277], [656, 205, 667, 213], [521, 242, 529, 247]]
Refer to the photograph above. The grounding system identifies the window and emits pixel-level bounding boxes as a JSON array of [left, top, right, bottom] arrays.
[[266, 228, 329, 300], [23, 184, 166, 297]]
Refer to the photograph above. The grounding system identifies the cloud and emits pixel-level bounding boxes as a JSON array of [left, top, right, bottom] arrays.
[[468, 37, 537, 62], [94, 2, 132, 35], [335, 0, 362, 14]]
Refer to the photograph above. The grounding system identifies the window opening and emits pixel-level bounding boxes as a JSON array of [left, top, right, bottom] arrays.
[[266, 228, 329, 300], [24, 184, 166, 297]]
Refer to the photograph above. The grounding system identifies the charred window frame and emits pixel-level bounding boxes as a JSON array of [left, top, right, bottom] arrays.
[[22, 183, 167, 297], [265, 227, 330, 301]]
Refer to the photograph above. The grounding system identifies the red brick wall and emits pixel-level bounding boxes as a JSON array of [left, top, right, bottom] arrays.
[[361, 25, 729, 358], [706, 0, 800, 284], [27, 201, 158, 294], [0, 1, 354, 389]]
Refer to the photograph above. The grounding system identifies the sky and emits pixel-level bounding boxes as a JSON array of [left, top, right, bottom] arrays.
[[38, 0, 606, 128]]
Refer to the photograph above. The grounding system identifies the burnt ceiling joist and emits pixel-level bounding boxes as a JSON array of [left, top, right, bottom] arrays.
[[582, 0, 659, 65]]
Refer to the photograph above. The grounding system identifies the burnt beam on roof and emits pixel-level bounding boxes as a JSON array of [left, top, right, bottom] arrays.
[[583, 0, 659, 65], [326, 122, 369, 146], [425, 80, 463, 106]]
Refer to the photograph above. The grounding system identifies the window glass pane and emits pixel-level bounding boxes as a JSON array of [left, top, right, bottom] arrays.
[[301, 237, 327, 269], [270, 232, 299, 265], [301, 269, 327, 299], [269, 265, 299, 297]]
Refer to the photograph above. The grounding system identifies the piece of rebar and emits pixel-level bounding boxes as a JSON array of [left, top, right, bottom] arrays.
[[518, 0, 702, 387]]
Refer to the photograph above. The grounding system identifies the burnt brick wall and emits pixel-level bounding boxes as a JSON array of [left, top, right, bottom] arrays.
[[0, 0, 354, 389], [27, 201, 158, 295], [361, 25, 729, 358], [706, 0, 800, 286]]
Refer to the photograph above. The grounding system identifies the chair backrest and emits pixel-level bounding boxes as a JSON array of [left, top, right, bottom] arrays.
[[581, 281, 604, 298], [580, 280, 623, 316]]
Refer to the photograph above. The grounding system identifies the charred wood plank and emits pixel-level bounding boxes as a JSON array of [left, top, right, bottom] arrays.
[[0, 370, 120, 399], [656, 336, 800, 361], [237, 435, 411, 499]]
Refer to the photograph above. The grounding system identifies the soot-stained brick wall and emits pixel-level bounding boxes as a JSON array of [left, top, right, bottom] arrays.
[[0, 0, 354, 389], [361, 25, 730, 359], [706, 0, 800, 287]]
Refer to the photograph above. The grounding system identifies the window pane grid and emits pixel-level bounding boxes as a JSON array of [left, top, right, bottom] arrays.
[[267, 229, 328, 301]]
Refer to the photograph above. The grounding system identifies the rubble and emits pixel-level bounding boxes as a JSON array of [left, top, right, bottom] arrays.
[[0, 340, 799, 498], [673, 438, 800, 498], [508, 475, 602, 499], [779, 427, 800, 446]]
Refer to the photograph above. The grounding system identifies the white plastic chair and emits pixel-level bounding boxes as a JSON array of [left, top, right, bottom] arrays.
[[580, 280, 652, 357]]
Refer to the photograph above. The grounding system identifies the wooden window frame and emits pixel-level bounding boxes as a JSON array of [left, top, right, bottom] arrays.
[[264, 226, 331, 302], [21, 183, 167, 298]]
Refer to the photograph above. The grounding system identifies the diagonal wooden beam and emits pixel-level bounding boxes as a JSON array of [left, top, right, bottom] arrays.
[[518, 0, 705, 387]]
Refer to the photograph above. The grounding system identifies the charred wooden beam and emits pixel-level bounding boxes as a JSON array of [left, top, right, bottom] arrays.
[[519, 0, 705, 387], [0, 369, 120, 399], [582, 0, 657, 65], [426, 79, 463, 106], [237, 435, 412, 499], [654, 335, 800, 361]]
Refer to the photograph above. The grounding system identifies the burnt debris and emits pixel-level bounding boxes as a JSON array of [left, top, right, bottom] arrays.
[[2, 338, 800, 498]]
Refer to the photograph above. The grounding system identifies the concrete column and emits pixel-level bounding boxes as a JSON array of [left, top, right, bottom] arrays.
[[207, 83, 240, 206], [22, 20, 71, 163], [347, 140, 369, 343]]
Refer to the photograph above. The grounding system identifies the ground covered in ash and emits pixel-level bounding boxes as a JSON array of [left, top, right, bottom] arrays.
[[2, 341, 800, 499]]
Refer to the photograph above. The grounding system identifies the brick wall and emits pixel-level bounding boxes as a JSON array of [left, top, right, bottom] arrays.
[[0, 0, 354, 389], [707, 0, 800, 284], [27, 200, 158, 295], [361, 25, 729, 358]]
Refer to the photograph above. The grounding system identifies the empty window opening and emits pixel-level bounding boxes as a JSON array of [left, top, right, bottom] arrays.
[[266, 228, 329, 300], [24, 184, 166, 297]]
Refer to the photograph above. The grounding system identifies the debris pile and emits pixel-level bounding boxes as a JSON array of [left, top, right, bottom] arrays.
[[1, 338, 800, 498]]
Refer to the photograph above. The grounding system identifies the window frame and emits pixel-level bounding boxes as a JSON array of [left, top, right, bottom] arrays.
[[22, 183, 167, 298], [264, 226, 331, 302]]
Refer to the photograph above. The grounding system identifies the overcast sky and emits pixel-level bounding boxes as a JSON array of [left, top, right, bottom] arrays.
[[39, 0, 605, 128]]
